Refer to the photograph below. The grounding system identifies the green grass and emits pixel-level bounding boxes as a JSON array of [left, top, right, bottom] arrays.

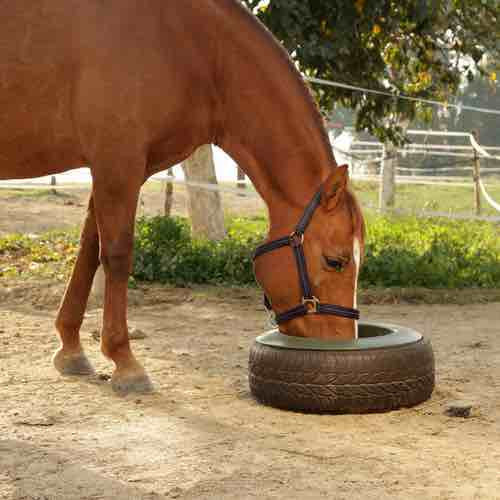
[[142, 177, 500, 217], [351, 179, 500, 217]]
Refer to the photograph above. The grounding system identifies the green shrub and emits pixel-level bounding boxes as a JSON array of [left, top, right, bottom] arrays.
[[0, 229, 79, 280], [133, 216, 263, 286], [132, 214, 500, 289], [361, 216, 500, 288], [2, 214, 497, 289]]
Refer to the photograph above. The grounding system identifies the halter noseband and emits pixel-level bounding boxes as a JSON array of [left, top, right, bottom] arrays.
[[253, 185, 360, 325]]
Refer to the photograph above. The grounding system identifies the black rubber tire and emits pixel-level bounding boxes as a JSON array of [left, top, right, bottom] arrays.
[[249, 337, 435, 414]]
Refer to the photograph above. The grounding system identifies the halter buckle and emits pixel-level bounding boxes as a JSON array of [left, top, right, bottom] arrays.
[[289, 231, 304, 247], [302, 296, 320, 314]]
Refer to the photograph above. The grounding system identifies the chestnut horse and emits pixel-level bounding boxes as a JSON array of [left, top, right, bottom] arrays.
[[0, 0, 364, 394]]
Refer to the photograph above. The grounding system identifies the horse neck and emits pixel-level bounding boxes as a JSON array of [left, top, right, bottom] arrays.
[[211, 1, 335, 235]]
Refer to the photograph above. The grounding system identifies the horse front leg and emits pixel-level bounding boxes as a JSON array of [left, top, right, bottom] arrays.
[[53, 196, 100, 375], [91, 156, 152, 395]]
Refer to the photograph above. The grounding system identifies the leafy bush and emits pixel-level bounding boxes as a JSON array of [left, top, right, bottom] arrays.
[[361, 216, 500, 288], [2, 214, 497, 289], [0, 230, 79, 280], [133, 215, 500, 289], [133, 216, 263, 286]]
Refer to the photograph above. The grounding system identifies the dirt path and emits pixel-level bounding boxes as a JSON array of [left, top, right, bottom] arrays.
[[1, 284, 499, 500], [0, 183, 264, 236]]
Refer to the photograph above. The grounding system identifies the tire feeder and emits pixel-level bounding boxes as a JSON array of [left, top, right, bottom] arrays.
[[249, 321, 435, 414]]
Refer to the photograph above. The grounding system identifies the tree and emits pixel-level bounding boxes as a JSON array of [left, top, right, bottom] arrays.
[[242, 0, 499, 145], [182, 145, 226, 240], [162, 147, 226, 240]]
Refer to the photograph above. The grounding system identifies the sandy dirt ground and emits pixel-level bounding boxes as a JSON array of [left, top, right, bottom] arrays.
[[0, 281, 499, 500], [1, 185, 499, 499], [0, 183, 265, 236]]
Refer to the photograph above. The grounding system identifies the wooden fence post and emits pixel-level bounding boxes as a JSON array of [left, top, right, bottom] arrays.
[[472, 130, 481, 216], [379, 142, 396, 212], [237, 167, 246, 190], [50, 175, 57, 195], [164, 170, 174, 217]]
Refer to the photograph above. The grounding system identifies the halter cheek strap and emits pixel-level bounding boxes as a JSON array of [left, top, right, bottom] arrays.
[[253, 185, 360, 325]]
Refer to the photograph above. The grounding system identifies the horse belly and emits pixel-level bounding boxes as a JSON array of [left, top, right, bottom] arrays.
[[0, 81, 81, 180]]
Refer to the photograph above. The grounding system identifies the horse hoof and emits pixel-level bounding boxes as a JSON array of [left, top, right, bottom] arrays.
[[53, 348, 96, 376], [111, 372, 154, 396]]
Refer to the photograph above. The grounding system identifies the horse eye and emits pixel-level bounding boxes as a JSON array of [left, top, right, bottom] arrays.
[[324, 256, 345, 271]]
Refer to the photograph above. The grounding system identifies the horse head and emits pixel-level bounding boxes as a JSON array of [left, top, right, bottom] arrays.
[[254, 166, 365, 340]]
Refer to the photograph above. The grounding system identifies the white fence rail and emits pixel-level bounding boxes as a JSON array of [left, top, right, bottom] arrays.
[[338, 129, 500, 215]]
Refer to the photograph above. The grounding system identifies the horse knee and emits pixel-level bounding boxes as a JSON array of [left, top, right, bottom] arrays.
[[80, 230, 100, 257], [100, 250, 133, 281]]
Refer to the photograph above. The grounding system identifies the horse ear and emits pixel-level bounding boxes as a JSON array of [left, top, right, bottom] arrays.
[[321, 165, 349, 211]]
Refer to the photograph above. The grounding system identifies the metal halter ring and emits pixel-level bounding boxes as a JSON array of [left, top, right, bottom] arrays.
[[289, 231, 304, 247], [302, 296, 320, 314]]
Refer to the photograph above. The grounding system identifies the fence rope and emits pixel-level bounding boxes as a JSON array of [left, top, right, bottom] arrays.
[[2, 173, 498, 219], [469, 134, 500, 213], [478, 180, 500, 213], [470, 134, 500, 161], [396, 166, 473, 172], [156, 177, 260, 197], [306, 77, 500, 116]]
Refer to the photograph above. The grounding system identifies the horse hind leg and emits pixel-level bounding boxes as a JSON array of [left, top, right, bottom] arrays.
[[91, 154, 153, 395], [53, 196, 100, 376]]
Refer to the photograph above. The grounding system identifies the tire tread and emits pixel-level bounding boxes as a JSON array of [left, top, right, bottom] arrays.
[[249, 339, 435, 413]]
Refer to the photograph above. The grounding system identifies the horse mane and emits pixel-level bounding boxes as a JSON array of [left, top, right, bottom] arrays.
[[219, 0, 335, 164]]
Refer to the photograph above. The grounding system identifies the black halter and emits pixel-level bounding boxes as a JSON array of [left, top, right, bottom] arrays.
[[253, 185, 360, 325]]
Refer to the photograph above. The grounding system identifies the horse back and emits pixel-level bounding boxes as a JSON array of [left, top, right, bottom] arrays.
[[0, 0, 219, 179]]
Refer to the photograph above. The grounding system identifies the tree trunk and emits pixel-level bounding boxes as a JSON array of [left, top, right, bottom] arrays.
[[183, 144, 226, 240], [379, 118, 409, 212], [379, 142, 397, 211]]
